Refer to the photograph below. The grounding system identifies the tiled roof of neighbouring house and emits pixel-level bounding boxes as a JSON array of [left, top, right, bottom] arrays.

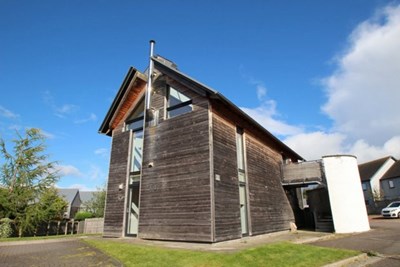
[[381, 160, 400, 180], [358, 156, 395, 181], [57, 188, 79, 204]]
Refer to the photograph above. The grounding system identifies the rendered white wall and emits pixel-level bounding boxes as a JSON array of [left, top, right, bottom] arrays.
[[323, 155, 370, 233]]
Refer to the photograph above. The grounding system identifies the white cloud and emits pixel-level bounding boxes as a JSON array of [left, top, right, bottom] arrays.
[[55, 104, 79, 118], [74, 113, 97, 124], [0, 106, 19, 119], [54, 164, 83, 177], [66, 184, 96, 191], [240, 77, 303, 136], [241, 105, 303, 136], [322, 4, 400, 145], [254, 82, 267, 101], [94, 148, 108, 158], [283, 132, 346, 161], [283, 133, 400, 163], [241, 4, 400, 163], [42, 91, 79, 118], [38, 129, 55, 139], [349, 136, 400, 163], [88, 164, 106, 181], [8, 124, 22, 131]]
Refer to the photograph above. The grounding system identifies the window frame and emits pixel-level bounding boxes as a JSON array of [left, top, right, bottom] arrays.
[[125, 98, 145, 132], [166, 86, 193, 118], [389, 180, 395, 189]]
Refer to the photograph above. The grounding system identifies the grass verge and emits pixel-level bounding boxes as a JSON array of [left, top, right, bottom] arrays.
[[84, 239, 359, 267]]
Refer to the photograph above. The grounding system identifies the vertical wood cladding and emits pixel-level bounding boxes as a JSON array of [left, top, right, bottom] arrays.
[[103, 131, 130, 237], [138, 78, 213, 242], [246, 135, 294, 235], [212, 103, 294, 239], [212, 114, 242, 242]]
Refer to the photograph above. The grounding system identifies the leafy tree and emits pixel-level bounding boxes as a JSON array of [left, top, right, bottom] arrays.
[[35, 187, 68, 223], [74, 211, 94, 221], [0, 187, 9, 219], [83, 187, 106, 218], [0, 218, 13, 238], [0, 128, 61, 237]]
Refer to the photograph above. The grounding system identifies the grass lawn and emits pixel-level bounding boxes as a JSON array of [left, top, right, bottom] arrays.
[[84, 239, 360, 267]]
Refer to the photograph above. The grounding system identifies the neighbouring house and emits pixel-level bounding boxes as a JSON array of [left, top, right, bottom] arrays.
[[358, 156, 397, 213], [380, 161, 400, 200], [99, 49, 307, 242], [57, 188, 81, 219], [79, 191, 97, 211]]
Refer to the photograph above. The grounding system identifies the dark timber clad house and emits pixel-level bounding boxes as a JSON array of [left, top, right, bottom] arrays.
[[99, 46, 303, 242]]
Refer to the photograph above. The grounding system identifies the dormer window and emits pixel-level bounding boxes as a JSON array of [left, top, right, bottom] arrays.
[[167, 86, 192, 118], [125, 98, 145, 131]]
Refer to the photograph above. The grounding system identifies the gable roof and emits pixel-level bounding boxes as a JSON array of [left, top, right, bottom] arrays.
[[98, 68, 147, 136], [57, 188, 79, 204], [99, 55, 303, 161], [358, 156, 396, 182], [381, 160, 400, 180]]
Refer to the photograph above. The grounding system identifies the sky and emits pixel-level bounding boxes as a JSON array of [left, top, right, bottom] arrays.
[[1, 0, 400, 190]]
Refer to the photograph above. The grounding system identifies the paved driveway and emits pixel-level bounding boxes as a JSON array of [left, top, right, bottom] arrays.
[[0, 238, 122, 267], [311, 216, 400, 266]]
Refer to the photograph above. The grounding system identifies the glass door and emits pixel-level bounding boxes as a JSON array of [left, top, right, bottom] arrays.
[[126, 130, 143, 236], [239, 182, 248, 235], [127, 181, 140, 235]]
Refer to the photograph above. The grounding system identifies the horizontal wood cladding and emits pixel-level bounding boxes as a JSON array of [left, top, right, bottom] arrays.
[[103, 131, 130, 237], [211, 99, 300, 162], [138, 80, 212, 242], [212, 113, 242, 242], [245, 134, 295, 235]]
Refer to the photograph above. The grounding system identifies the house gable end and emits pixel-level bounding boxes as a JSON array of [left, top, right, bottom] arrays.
[[358, 156, 395, 181], [99, 68, 147, 136]]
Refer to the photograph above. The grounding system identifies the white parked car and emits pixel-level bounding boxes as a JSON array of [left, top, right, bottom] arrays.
[[381, 201, 400, 218]]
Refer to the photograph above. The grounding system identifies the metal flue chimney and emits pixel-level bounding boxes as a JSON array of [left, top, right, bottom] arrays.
[[145, 40, 155, 110]]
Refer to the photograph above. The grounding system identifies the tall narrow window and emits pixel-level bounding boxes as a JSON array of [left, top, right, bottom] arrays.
[[130, 131, 143, 173], [236, 127, 248, 236], [167, 86, 193, 118], [125, 99, 145, 132], [125, 98, 145, 236], [389, 180, 395, 189]]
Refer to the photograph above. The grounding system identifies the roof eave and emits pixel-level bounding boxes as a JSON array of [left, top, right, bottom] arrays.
[[98, 67, 139, 136]]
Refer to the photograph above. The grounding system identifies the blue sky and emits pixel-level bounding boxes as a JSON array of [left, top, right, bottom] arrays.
[[1, 1, 400, 190]]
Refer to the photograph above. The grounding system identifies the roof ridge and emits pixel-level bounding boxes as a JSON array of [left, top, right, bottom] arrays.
[[359, 155, 395, 166]]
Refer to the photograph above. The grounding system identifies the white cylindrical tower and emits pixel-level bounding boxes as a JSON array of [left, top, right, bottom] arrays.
[[322, 155, 370, 233]]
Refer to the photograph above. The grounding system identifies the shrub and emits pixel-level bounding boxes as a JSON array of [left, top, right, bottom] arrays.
[[74, 211, 94, 221], [0, 218, 13, 238]]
